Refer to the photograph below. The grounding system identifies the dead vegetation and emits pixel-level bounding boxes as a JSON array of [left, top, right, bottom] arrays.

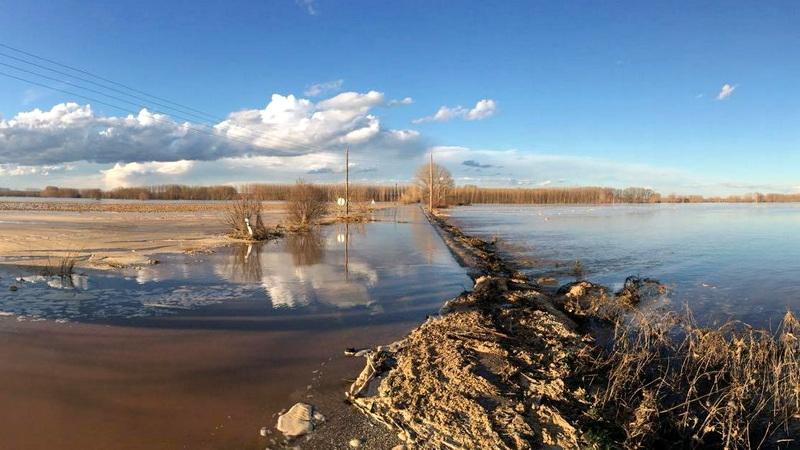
[[285, 180, 328, 230], [346, 214, 800, 450], [223, 196, 283, 240], [37, 251, 83, 287], [330, 184, 376, 223]]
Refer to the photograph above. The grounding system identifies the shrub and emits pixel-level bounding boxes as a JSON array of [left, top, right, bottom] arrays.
[[286, 180, 328, 230], [224, 196, 281, 240]]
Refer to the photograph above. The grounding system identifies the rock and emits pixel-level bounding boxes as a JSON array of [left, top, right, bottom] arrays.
[[148, 259, 160, 265], [275, 402, 324, 438], [9, 285, 18, 292], [537, 277, 558, 285], [349, 438, 363, 448], [259, 426, 268, 436]]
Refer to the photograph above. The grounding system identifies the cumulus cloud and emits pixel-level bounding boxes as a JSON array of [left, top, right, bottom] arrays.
[[466, 99, 497, 120], [0, 103, 229, 165], [304, 79, 344, 97], [388, 97, 414, 107], [0, 92, 424, 169], [716, 84, 737, 100], [100, 160, 194, 188], [412, 99, 498, 124]]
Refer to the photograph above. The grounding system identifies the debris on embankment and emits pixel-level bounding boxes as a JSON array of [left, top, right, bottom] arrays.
[[347, 275, 591, 449]]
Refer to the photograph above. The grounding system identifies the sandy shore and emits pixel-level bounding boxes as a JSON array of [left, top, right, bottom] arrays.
[[0, 201, 284, 271]]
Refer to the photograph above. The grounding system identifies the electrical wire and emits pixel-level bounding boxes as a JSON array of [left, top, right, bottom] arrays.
[[0, 43, 425, 168]]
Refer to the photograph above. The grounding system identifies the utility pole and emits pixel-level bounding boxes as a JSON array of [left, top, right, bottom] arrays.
[[345, 148, 350, 218], [429, 152, 434, 214]]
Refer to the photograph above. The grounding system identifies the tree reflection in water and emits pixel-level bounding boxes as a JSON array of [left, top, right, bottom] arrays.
[[229, 243, 264, 283], [228, 230, 326, 284], [285, 231, 325, 266]]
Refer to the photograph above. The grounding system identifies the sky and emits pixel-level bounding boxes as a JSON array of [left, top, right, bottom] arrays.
[[0, 1, 798, 196]]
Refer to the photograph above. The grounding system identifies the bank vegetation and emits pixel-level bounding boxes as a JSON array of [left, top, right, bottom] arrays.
[[4, 183, 800, 204]]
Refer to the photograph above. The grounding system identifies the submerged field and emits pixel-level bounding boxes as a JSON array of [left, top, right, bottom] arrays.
[[449, 203, 800, 328], [0, 202, 469, 448], [1, 200, 797, 448]]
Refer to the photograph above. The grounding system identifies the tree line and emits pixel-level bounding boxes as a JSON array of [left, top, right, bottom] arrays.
[[3, 183, 800, 204]]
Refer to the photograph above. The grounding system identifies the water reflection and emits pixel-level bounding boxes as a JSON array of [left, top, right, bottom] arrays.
[[0, 206, 472, 323], [16, 273, 89, 290], [228, 243, 263, 283], [286, 231, 325, 267], [251, 226, 377, 309]]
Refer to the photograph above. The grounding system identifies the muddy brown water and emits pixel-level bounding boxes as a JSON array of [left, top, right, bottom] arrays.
[[0, 206, 470, 449]]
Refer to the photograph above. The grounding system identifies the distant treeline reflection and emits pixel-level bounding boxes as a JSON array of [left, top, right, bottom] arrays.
[[1, 184, 797, 204]]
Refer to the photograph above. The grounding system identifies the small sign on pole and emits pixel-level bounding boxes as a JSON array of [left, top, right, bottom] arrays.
[[337, 197, 346, 206]]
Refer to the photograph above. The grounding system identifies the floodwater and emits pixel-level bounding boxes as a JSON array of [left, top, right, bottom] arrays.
[[0, 206, 471, 449], [450, 203, 800, 328]]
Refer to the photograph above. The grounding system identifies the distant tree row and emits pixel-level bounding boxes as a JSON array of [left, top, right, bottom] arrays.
[[3, 183, 800, 204], [0, 185, 237, 200], [240, 183, 411, 203], [449, 186, 661, 205]]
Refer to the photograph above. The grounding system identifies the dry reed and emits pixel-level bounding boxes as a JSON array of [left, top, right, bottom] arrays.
[[583, 300, 800, 449]]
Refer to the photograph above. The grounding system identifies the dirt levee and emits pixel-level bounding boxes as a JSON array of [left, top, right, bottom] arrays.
[[348, 274, 590, 449]]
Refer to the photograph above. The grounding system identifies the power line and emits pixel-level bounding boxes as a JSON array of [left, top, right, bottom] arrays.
[[0, 70, 306, 159], [0, 43, 424, 167], [0, 50, 216, 124], [0, 44, 326, 155], [0, 43, 216, 123]]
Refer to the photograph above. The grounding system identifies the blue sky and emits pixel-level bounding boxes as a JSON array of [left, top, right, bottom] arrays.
[[0, 1, 798, 196]]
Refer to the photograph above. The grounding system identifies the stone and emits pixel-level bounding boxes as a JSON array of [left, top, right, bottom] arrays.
[[276, 403, 324, 438]]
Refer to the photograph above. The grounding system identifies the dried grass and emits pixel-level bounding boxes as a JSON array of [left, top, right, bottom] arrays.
[[584, 306, 800, 449]]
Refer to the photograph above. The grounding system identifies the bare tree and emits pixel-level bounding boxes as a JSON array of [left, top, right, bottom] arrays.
[[286, 179, 329, 229], [414, 162, 455, 210]]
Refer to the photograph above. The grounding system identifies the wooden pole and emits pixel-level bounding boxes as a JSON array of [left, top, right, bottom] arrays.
[[345, 149, 350, 217]]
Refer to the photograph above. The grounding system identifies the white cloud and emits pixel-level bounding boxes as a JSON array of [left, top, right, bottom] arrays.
[[304, 79, 343, 97], [101, 160, 194, 188], [0, 92, 425, 168], [388, 97, 414, 107], [430, 146, 705, 193], [716, 84, 737, 100], [0, 163, 74, 177], [412, 99, 498, 124], [295, 0, 317, 15], [466, 99, 497, 120]]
